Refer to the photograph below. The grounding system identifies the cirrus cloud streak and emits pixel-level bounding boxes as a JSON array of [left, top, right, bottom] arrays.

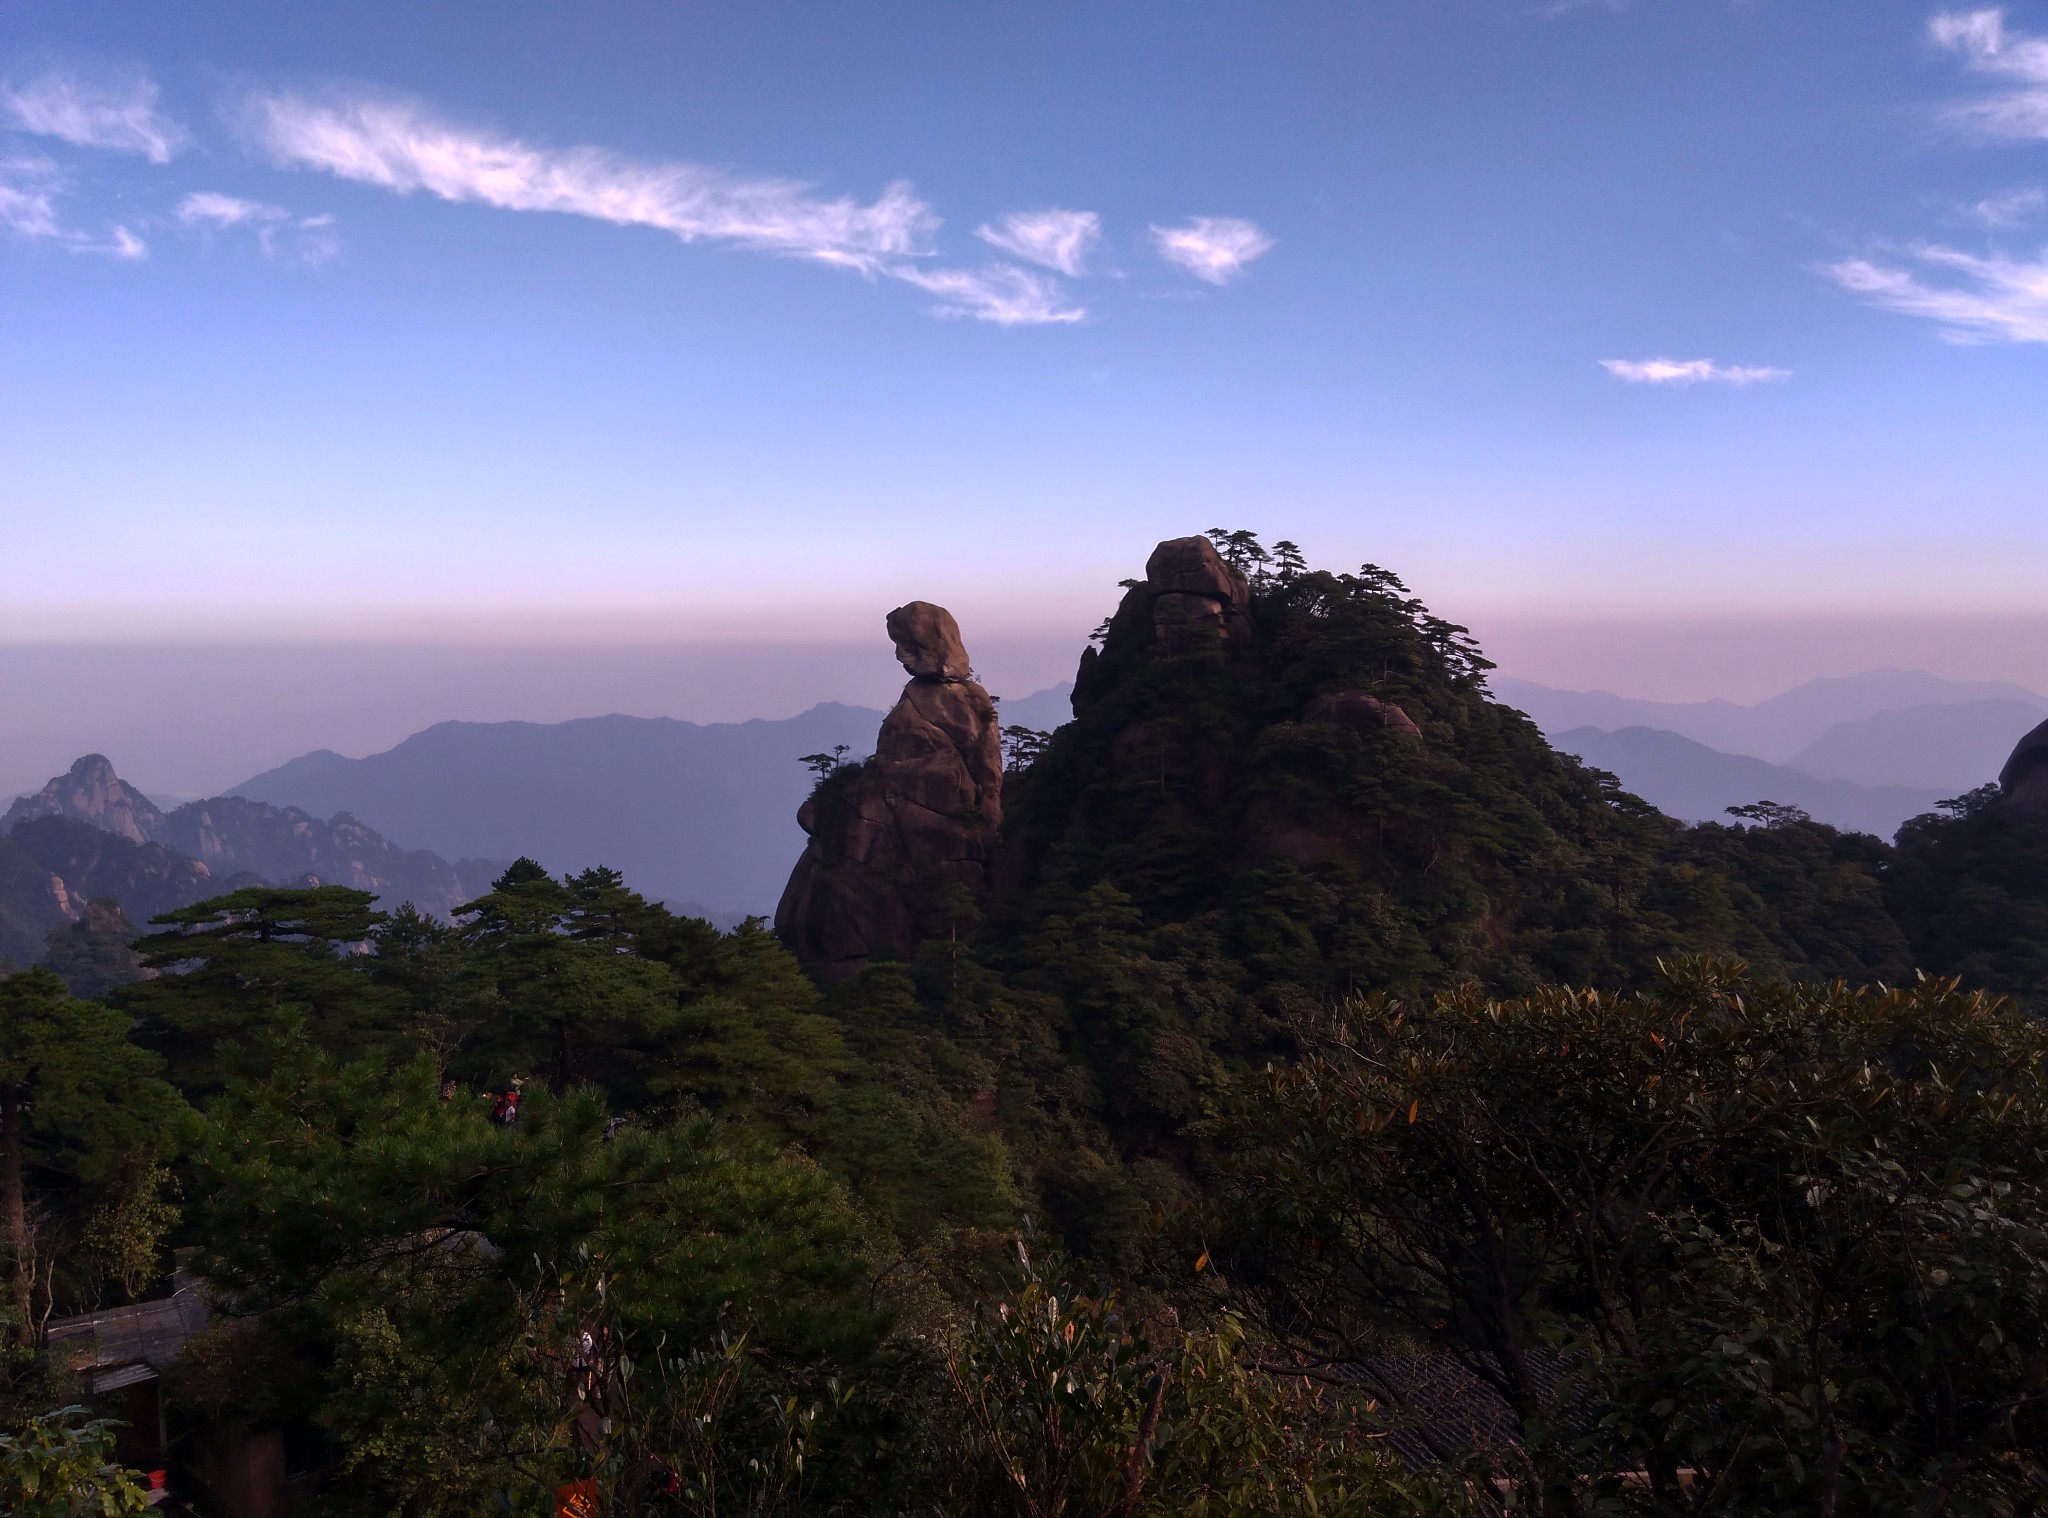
[[236, 89, 1101, 322], [974, 209, 1100, 275], [241, 90, 937, 272], [1, 72, 186, 162], [1826, 245, 2048, 343], [1930, 9, 2048, 139], [0, 156, 146, 259], [1600, 357, 1791, 385]]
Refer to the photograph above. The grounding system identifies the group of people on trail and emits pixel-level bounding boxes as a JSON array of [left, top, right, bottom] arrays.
[[437, 1079, 629, 1139], [440, 1075, 524, 1127]]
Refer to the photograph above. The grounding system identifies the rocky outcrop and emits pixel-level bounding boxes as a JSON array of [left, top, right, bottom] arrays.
[[1074, 536, 1251, 712], [2000, 716, 2048, 814], [6, 816, 221, 925], [776, 602, 1002, 977], [4, 754, 166, 844], [159, 796, 479, 919], [1303, 691, 1423, 740], [5, 755, 488, 924], [1111, 536, 1251, 655]]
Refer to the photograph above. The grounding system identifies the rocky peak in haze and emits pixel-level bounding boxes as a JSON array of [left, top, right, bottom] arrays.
[[4, 754, 167, 844], [777, 600, 1004, 976], [3, 755, 499, 938], [156, 794, 492, 920]]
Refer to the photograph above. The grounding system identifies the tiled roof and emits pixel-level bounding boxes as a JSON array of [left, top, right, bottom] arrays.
[[1287, 1347, 1595, 1470], [46, 1272, 211, 1394]]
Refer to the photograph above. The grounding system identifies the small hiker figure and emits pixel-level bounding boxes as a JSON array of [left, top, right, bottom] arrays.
[[440, 1078, 458, 1104], [491, 1079, 523, 1128], [603, 1115, 629, 1143]]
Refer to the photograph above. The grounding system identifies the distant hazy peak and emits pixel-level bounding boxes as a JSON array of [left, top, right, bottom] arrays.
[[3, 753, 166, 845], [1499, 669, 2048, 765]]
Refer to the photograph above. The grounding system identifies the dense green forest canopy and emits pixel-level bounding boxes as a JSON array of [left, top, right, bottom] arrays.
[[6, 532, 2048, 1514]]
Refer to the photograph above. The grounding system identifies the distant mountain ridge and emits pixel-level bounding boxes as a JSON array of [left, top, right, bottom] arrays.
[[1785, 699, 2048, 792], [232, 704, 894, 917], [231, 688, 1078, 919], [1554, 727, 1947, 838], [1, 756, 509, 969], [1497, 669, 2046, 765]]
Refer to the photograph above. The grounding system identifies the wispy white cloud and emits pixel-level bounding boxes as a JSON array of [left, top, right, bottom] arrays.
[[0, 155, 145, 259], [1962, 185, 2047, 226], [94, 224, 147, 261], [974, 208, 1100, 276], [0, 157, 63, 239], [1930, 9, 2048, 139], [236, 89, 1101, 321], [2, 71, 186, 162], [176, 190, 281, 228], [241, 91, 935, 271], [1150, 216, 1274, 284], [889, 261, 1085, 324], [1600, 357, 1791, 385], [1825, 244, 2048, 342], [176, 190, 340, 265]]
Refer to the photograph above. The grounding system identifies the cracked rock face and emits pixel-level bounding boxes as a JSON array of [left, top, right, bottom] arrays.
[[775, 602, 1003, 977]]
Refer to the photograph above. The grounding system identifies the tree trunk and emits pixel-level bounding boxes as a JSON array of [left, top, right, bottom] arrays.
[[2, 1082, 30, 1348]]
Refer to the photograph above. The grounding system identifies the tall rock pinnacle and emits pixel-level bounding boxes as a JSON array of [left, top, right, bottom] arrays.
[[775, 601, 1004, 977]]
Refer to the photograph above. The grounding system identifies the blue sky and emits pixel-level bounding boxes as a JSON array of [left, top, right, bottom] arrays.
[[5, 0, 2047, 675]]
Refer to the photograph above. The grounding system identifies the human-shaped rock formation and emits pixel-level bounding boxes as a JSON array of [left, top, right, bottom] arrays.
[[775, 601, 1003, 976]]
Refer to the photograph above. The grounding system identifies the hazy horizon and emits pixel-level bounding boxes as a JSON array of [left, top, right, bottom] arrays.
[[9, 606, 2048, 801]]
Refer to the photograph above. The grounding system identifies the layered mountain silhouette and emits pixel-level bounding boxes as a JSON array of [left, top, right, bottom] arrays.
[[0, 755, 506, 974], [1785, 699, 2048, 792], [231, 688, 1075, 919], [1500, 670, 2046, 837], [1498, 670, 2046, 765], [1554, 727, 1946, 837]]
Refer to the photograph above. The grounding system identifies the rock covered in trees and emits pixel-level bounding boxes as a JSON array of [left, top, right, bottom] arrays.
[[1999, 715, 2048, 814], [3, 754, 167, 845], [776, 602, 1003, 976]]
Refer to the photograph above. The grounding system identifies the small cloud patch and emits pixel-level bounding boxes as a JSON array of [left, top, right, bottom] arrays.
[[1600, 357, 1791, 385], [1150, 216, 1274, 284]]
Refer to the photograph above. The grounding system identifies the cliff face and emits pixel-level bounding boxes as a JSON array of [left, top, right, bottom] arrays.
[[775, 602, 1003, 977]]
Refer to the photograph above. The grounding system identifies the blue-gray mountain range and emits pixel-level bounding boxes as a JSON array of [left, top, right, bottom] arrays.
[[1500, 670, 2047, 837], [230, 685, 1080, 918], [186, 669, 2046, 923]]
